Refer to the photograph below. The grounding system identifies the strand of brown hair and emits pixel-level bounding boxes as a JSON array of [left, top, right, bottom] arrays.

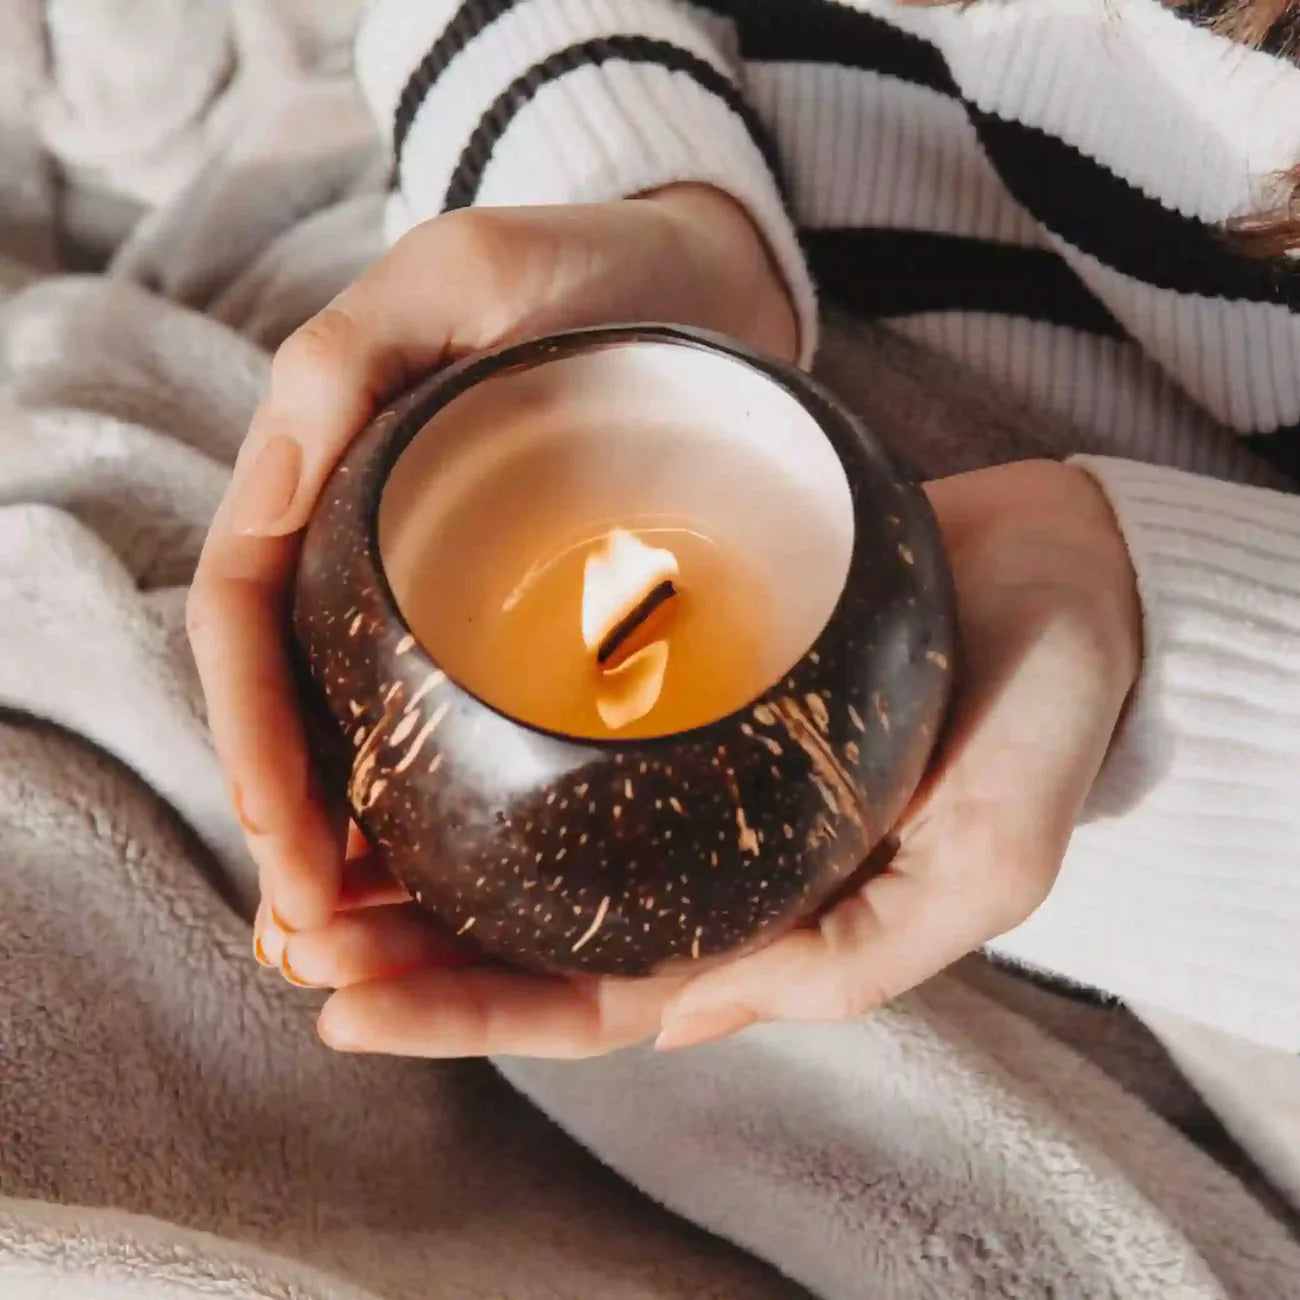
[[1175, 2, 1299, 256]]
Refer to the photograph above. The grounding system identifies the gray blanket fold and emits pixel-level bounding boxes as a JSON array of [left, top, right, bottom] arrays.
[[2, 3, 1296, 1297]]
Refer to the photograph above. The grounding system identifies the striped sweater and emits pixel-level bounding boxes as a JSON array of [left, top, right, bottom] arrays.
[[355, 0, 1300, 1050]]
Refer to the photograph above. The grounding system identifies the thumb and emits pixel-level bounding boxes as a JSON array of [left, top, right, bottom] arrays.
[[652, 856, 1002, 1051]]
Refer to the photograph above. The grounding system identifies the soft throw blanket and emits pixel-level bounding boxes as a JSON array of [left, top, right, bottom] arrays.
[[1, 3, 1297, 1298]]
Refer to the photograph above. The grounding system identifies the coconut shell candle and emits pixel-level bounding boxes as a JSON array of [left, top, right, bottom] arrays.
[[291, 325, 955, 977]]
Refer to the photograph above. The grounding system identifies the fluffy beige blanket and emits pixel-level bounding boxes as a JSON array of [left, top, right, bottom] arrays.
[[1, 3, 1296, 1297]]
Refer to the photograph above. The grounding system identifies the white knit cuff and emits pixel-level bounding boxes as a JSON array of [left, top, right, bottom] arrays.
[[1072, 455, 1300, 821], [986, 456, 1300, 1049], [355, 0, 818, 366]]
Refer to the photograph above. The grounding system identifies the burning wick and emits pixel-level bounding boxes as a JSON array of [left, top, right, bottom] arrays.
[[582, 529, 681, 730], [596, 579, 677, 667]]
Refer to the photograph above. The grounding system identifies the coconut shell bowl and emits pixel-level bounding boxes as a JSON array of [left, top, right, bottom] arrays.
[[291, 324, 955, 978]]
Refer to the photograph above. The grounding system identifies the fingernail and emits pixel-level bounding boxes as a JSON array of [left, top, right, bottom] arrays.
[[253, 903, 272, 966], [281, 948, 316, 988], [228, 434, 303, 536], [259, 912, 288, 970], [655, 1005, 756, 1052], [270, 907, 297, 935]]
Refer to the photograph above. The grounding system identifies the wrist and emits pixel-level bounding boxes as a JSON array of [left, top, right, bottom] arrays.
[[642, 183, 800, 362], [930, 460, 1143, 698], [1060, 464, 1144, 695]]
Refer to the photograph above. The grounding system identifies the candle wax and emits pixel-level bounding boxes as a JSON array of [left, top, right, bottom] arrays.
[[414, 523, 773, 740]]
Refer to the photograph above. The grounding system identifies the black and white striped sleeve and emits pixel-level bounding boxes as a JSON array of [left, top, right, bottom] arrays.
[[355, 0, 818, 361]]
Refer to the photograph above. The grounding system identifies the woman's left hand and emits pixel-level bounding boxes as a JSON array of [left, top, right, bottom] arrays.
[[281, 459, 1142, 1059]]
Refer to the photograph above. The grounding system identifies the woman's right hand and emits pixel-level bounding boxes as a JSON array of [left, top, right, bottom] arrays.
[[186, 186, 798, 958]]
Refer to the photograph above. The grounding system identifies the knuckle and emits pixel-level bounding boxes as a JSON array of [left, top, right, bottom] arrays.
[[432, 208, 509, 265], [272, 307, 362, 391], [431, 210, 526, 310]]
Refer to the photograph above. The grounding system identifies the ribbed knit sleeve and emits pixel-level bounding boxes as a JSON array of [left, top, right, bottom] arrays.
[[354, 0, 818, 364], [987, 458, 1300, 1050]]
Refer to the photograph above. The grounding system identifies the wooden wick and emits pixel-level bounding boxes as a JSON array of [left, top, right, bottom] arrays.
[[596, 580, 679, 669]]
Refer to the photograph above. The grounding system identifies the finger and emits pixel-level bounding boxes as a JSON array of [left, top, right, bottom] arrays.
[[655, 862, 990, 1050], [255, 899, 290, 972], [198, 212, 564, 926], [282, 905, 471, 989], [194, 208, 658, 925], [318, 966, 683, 1060], [194, 224, 540, 925], [188, 543, 343, 931], [345, 820, 370, 862], [191, 239, 473, 924], [252, 900, 273, 967], [330, 817, 410, 909], [337, 854, 412, 912]]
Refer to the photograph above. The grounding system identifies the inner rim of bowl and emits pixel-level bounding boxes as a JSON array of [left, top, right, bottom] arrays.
[[377, 338, 856, 740]]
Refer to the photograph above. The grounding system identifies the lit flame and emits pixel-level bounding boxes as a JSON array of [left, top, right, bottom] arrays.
[[595, 641, 671, 731], [582, 529, 679, 730]]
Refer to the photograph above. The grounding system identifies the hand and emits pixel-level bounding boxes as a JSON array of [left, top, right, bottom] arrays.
[[655, 460, 1142, 1047], [290, 459, 1142, 1058], [186, 186, 797, 950]]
